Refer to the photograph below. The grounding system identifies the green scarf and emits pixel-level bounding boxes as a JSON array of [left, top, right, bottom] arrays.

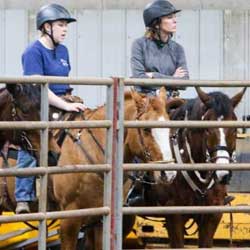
[[153, 39, 168, 49]]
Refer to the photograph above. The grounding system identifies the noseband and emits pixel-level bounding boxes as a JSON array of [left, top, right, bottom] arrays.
[[206, 145, 236, 163], [136, 97, 152, 162]]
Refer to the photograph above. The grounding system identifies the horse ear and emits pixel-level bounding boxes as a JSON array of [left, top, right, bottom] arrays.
[[6, 84, 22, 96], [195, 87, 211, 106], [131, 90, 146, 113], [166, 98, 186, 112], [231, 87, 247, 108], [158, 87, 167, 104]]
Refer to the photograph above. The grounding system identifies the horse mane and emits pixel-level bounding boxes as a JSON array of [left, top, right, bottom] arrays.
[[206, 92, 232, 117], [150, 97, 164, 112], [20, 84, 41, 108], [124, 90, 147, 101], [0, 88, 12, 108], [172, 91, 232, 121], [171, 98, 196, 120], [124, 91, 132, 100], [0, 87, 6, 94]]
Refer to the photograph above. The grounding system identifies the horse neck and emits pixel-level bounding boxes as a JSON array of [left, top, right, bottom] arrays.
[[124, 98, 137, 121], [0, 90, 12, 120], [188, 130, 207, 163], [123, 99, 143, 162]]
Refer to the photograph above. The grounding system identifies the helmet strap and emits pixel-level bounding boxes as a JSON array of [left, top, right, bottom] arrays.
[[44, 22, 59, 48]]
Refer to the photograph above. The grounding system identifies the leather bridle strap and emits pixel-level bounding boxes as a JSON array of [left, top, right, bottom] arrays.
[[65, 129, 96, 165]]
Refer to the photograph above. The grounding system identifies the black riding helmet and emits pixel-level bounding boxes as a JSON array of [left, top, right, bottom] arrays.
[[36, 3, 76, 30], [36, 4, 76, 48], [143, 0, 181, 27]]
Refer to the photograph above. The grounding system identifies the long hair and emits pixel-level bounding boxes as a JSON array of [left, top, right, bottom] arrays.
[[144, 18, 161, 40], [144, 18, 173, 41]]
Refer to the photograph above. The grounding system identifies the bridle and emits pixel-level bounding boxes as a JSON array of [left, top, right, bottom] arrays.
[[132, 96, 175, 186], [10, 95, 38, 155], [55, 110, 105, 165], [206, 145, 236, 163], [202, 110, 237, 164]]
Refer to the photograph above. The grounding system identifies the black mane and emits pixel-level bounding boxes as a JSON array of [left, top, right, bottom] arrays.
[[206, 92, 232, 117], [21, 84, 41, 108], [172, 91, 232, 121]]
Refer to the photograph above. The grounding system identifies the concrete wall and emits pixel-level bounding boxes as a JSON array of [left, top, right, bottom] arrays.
[[1, 0, 250, 10], [0, 7, 249, 117]]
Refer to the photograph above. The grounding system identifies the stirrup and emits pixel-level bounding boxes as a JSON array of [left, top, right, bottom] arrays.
[[224, 195, 235, 205], [127, 196, 145, 206]]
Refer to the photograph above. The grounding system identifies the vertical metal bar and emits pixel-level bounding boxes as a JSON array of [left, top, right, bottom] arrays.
[[110, 78, 119, 250], [38, 82, 49, 250], [116, 77, 124, 250], [103, 82, 113, 250]]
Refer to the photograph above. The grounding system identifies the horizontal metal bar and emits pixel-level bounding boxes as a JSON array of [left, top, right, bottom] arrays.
[[3, 77, 250, 87], [0, 120, 111, 129], [0, 164, 111, 177], [3, 162, 250, 176], [124, 78, 250, 87], [123, 163, 250, 171], [124, 120, 250, 128], [125, 249, 250, 250], [123, 206, 250, 215], [0, 207, 110, 223], [2, 120, 250, 130], [0, 76, 113, 85]]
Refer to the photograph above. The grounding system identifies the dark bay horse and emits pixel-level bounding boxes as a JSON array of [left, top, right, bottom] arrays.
[[151, 87, 246, 248], [0, 84, 60, 215]]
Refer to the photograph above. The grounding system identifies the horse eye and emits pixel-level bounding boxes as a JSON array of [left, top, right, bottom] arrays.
[[143, 128, 151, 134]]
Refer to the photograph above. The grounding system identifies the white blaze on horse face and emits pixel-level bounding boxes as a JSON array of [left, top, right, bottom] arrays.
[[152, 116, 176, 182], [216, 116, 230, 181]]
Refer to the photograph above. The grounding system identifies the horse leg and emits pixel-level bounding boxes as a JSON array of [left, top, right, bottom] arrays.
[[94, 226, 102, 250], [165, 215, 185, 248], [82, 225, 102, 250], [198, 213, 222, 248], [83, 228, 94, 250], [60, 218, 82, 250]]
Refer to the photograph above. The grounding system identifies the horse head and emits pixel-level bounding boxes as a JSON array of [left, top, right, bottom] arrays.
[[124, 87, 177, 184], [3, 84, 60, 161], [196, 87, 246, 182]]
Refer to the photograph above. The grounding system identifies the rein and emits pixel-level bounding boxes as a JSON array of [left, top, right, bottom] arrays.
[[171, 130, 215, 196], [56, 110, 105, 165], [10, 97, 37, 156], [131, 97, 175, 187]]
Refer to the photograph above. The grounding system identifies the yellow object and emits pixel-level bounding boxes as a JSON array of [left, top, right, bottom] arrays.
[[0, 213, 60, 249], [1, 193, 250, 249], [126, 193, 250, 246]]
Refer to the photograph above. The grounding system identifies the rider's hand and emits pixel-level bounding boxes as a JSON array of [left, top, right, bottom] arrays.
[[65, 102, 86, 112], [173, 67, 188, 78]]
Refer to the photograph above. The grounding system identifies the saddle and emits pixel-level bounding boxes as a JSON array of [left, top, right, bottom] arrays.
[[61, 94, 84, 104]]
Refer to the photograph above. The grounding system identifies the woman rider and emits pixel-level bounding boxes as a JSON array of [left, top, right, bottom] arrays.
[[131, 0, 189, 96], [15, 4, 85, 213]]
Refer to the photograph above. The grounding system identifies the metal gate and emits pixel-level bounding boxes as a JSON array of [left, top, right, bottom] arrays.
[[1, 76, 250, 250]]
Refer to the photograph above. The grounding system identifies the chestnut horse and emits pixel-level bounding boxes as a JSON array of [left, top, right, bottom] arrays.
[[149, 87, 246, 248], [52, 87, 182, 250], [0, 84, 180, 250]]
